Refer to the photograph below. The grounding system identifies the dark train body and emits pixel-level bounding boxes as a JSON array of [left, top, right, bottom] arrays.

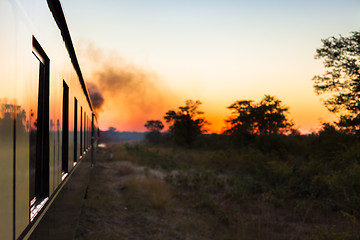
[[0, 0, 98, 239]]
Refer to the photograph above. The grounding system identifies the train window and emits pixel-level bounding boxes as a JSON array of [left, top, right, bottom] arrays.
[[91, 113, 94, 144], [80, 106, 82, 157], [84, 112, 86, 151], [62, 81, 69, 178], [87, 117, 89, 148], [86, 116, 88, 148], [87, 116, 89, 149], [74, 98, 78, 163], [30, 37, 50, 221], [86, 114, 88, 149], [85, 116, 87, 149], [87, 119, 88, 148]]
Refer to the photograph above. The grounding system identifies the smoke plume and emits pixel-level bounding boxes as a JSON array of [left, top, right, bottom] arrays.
[[87, 82, 104, 114], [81, 44, 179, 131]]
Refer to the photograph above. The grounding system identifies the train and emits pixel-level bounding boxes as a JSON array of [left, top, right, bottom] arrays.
[[0, 0, 99, 239]]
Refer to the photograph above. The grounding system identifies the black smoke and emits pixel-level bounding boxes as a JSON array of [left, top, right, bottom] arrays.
[[87, 82, 104, 116]]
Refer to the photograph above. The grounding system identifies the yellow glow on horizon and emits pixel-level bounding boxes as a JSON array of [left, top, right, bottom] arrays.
[[97, 91, 338, 134]]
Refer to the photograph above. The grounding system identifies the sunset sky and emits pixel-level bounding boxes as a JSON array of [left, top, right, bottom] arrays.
[[61, 0, 360, 133]]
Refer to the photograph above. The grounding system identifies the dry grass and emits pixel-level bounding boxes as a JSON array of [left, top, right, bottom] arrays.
[[123, 175, 172, 210], [117, 161, 137, 176]]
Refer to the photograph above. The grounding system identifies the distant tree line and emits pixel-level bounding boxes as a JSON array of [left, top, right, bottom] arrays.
[[101, 127, 146, 142], [144, 95, 294, 147]]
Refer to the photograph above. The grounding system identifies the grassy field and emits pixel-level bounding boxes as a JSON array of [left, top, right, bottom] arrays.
[[75, 141, 360, 240]]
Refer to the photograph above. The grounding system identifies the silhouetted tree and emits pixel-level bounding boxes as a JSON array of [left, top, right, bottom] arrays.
[[144, 120, 164, 132], [313, 31, 360, 132], [226, 100, 255, 133], [108, 127, 117, 132], [144, 120, 164, 144], [226, 95, 293, 135], [164, 100, 207, 146], [256, 95, 293, 134]]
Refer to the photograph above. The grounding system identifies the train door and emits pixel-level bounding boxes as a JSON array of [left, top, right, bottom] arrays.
[[30, 37, 49, 220]]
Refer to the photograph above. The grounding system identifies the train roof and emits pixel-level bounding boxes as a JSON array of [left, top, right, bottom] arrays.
[[47, 0, 94, 114]]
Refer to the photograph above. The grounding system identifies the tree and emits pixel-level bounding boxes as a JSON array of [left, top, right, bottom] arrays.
[[144, 120, 164, 144], [144, 120, 164, 132], [164, 100, 207, 146], [226, 95, 293, 135], [313, 31, 360, 132], [226, 100, 255, 134], [256, 95, 293, 135], [108, 127, 117, 132]]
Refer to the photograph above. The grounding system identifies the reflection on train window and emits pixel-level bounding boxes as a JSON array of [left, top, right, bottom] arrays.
[[74, 98, 78, 164], [30, 37, 50, 221], [62, 81, 69, 179]]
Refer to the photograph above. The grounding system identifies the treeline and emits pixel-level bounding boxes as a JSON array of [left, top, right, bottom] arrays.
[[144, 95, 295, 147], [100, 128, 145, 142]]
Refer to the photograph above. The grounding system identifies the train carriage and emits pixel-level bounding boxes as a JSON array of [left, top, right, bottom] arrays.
[[0, 0, 98, 239]]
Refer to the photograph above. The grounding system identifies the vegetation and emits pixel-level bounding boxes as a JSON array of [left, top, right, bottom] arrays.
[[226, 94, 294, 135], [144, 120, 164, 132], [146, 95, 293, 147], [82, 135, 360, 239], [313, 31, 360, 132], [164, 100, 208, 146], [125, 126, 360, 218], [144, 120, 164, 144]]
